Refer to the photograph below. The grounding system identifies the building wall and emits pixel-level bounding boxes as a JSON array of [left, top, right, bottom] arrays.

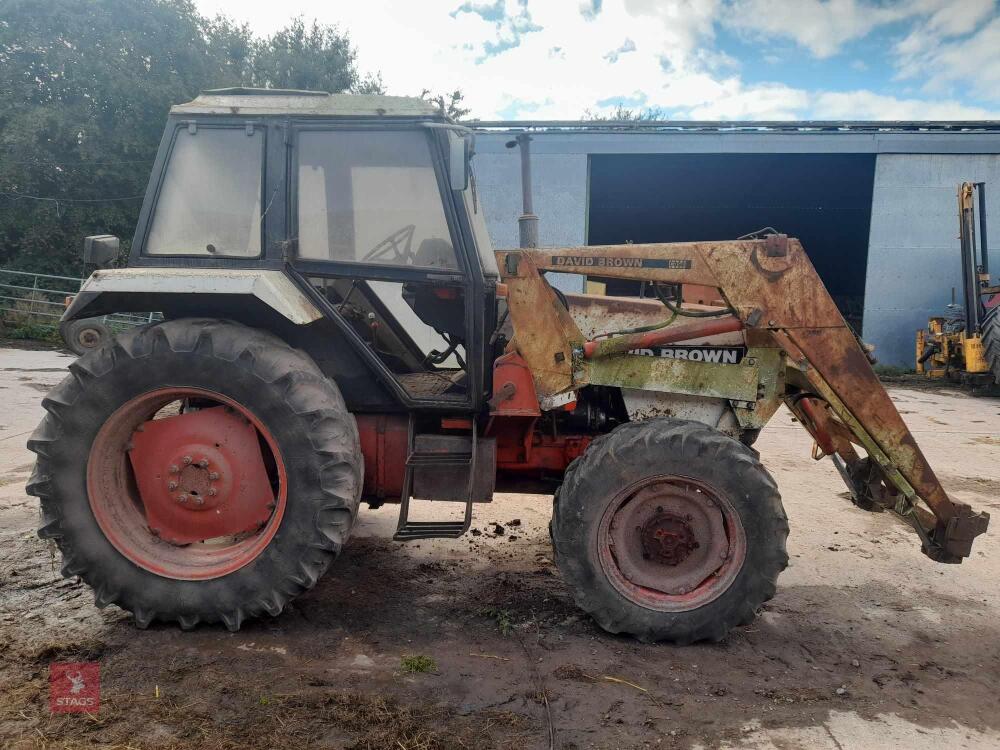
[[863, 154, 1000, 367], [474, 137, 588, 292]]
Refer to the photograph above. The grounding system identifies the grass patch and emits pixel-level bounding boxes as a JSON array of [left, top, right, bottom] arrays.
[[400, 654, 436, 674], [874, 364, 914, 377]]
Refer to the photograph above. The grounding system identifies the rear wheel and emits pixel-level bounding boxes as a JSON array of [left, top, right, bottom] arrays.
[[551, 418, 788, 643], [27, 318, 362, 630]]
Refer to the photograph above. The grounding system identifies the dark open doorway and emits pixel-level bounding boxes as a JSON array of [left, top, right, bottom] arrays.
[[587, 153, 877, 330]]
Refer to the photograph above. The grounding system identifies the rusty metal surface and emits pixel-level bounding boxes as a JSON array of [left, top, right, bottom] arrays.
[[496, 251, 583, 398], [586, 349, 762, 403], [584, 317, 744, 359], [498, 238, 988, 559], [565, 293, 741, 342], [609, 484, 728, 595]]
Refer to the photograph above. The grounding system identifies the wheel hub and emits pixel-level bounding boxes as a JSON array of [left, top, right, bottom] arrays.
[[78, 327, 102, 348], [609, 483, 731, 596], [640, 512, 699, 566], [166, 449, 228, 510], [128, 406, 275, 546]]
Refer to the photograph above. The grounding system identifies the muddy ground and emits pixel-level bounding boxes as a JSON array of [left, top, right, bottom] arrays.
[[1, 345, 999, 749]]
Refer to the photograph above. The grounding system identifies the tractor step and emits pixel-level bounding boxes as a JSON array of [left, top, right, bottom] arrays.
[[394, 423, 492, 542], [393, 519, 471, 541]]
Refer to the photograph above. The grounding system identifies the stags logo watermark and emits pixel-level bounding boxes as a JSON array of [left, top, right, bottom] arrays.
[[50, 662, 100, 713]]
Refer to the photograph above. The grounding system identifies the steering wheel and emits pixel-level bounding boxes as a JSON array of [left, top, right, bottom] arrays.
[[362, 225, 417, 265]]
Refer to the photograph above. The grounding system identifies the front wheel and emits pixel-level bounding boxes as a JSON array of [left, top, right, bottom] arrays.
[[27, 319, 362, 631], [551, 418, 788, 643]]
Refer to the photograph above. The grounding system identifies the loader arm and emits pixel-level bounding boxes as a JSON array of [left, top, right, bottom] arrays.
[[497, 235, 989, 563]]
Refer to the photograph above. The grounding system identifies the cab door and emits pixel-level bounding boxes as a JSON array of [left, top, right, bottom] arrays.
[[288, 126, 485, 410]]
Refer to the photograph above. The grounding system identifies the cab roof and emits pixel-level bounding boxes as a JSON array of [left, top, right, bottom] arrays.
[[171, 88, 442, 119]]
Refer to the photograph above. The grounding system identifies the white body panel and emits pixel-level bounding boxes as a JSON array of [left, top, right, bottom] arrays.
[[80, 268, 323, 325]]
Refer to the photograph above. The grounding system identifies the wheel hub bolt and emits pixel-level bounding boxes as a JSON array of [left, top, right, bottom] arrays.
[[182, 456, 192, 465], [168, 465, 179, 474], [208, 472, 220, 481], [197, 459, 209, 468], [168, 481, 178, 491], [175, 494, 187, 503], [208, 488, 218, 497], [194, 497, 205, 507]]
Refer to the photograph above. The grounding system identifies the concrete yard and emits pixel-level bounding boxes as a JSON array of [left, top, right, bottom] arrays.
[[1, 344, 998, 749]]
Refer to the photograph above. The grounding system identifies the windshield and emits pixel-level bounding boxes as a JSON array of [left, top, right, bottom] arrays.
[[145, 127, 262, 257], [297, 130, 459, 270]]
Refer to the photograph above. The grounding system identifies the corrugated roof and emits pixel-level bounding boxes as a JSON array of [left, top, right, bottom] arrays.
[[172, 88, 441, 118]]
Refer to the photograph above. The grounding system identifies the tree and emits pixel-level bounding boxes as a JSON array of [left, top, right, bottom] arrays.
[[253, 17, 369, 93], [0, 1, 381, 275], [421, 89, 471, 121]]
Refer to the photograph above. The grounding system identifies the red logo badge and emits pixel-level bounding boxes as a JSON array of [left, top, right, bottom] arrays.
[[50, 662, 100, 713]]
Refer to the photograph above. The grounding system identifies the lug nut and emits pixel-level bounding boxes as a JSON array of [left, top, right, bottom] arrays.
[[168, 465, 179, 474], [182, 456, 192, 465], [194, 497, 205, 507], [208, 472, 220, 481], [207, 488, 217, 497], [168, 481, 178, 491], [176, 494, 187, 503], [198, 459, 209, 468]]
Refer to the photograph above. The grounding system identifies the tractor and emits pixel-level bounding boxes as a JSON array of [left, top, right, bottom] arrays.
[[27, 89, 989, 643]]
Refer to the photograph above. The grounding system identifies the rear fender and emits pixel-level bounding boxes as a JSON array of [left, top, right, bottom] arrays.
[[63, 268, 322, 325]]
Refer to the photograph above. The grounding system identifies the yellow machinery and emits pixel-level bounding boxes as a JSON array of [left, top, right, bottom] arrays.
[[916, 182, 999, 384]]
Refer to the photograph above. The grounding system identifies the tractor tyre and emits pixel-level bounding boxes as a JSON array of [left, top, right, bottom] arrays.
[[551, 418, 788, 643], [983, 305, 1000, 384], [27, 318, 362, 631], [60, 317, 112, 356]]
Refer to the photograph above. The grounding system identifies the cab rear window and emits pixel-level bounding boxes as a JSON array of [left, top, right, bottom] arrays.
[[145, 127, 263, 257]]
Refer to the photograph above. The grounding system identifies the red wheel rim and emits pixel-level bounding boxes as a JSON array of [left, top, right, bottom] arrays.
[[597, 475, 747, 611], [86, 387, 287, 580]]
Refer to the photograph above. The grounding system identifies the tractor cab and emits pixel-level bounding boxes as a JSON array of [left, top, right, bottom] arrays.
[[73, 88, 502, 411]]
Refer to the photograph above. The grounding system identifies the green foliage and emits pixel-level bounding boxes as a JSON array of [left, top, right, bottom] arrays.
[[0, 320, 61, 344], [481, 606, 514, 636], [582, 104, 666, 122], [0, 1, 381, 276], [421, 89, 471, 120], [399, 654, 436, 674], [873, 364, 915, 377]]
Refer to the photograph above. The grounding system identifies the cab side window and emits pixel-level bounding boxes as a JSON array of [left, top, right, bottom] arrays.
[[145, 127, 263, 257], [297, 130, 458, 270]]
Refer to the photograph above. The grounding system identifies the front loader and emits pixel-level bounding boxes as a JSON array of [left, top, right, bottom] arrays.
[[27, 89, 988, 643]]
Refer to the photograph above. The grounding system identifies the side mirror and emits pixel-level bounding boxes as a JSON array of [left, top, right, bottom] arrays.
[[448, 131, 471, 191], [83, 235, 120, 267]]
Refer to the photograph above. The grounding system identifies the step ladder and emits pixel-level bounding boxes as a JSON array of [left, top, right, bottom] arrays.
[[393, 419, 477, 541]]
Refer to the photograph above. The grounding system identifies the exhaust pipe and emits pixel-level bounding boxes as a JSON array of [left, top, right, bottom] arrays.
[[506, 133, 538, 249]]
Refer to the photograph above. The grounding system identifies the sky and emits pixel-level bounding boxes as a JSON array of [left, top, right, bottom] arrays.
[[194, 0, 1000, 121]]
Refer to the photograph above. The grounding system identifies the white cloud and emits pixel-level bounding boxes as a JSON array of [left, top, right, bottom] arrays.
[[811, 90, 999, 120], [727, 0, 996, 61], [895, 13, 1000, 101], [192, 0, 1000, 120], [725, 0, 916, 58]]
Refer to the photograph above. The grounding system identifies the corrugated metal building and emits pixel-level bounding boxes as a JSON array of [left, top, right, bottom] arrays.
[[472, 121, 1000, 367]]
